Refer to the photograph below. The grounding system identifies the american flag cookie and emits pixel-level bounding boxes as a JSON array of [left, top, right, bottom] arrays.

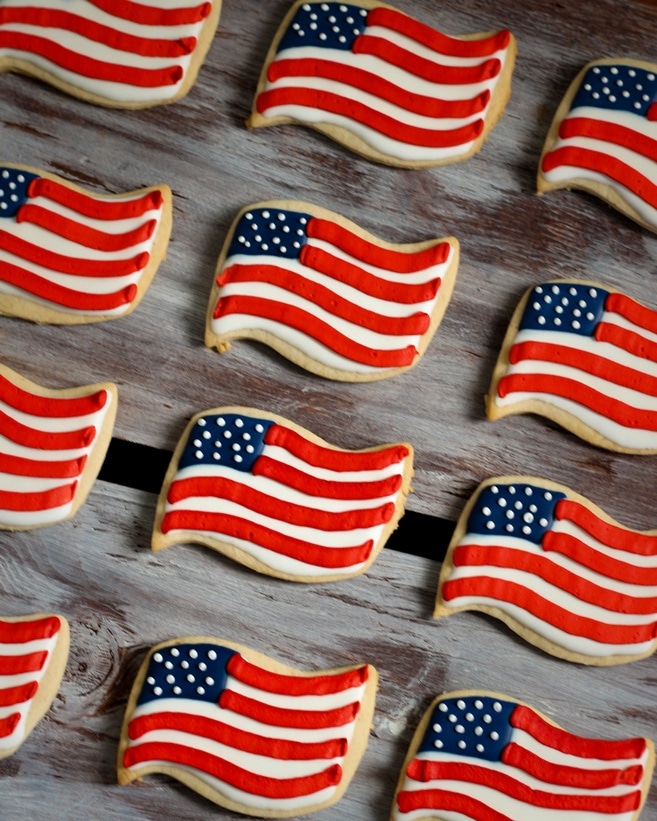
[[435, 476, 657, 666], [0, 1, 222, 108], [486, 279, 657, 454], [205, 201, 459, 382], [248, 1, 516, 168], [152, 406, 413, 582], [0, 614, 69, 758], [391, 689, 654, 821], [538, 59, 657, 233], [118, 637, 378, 817], [0, 164, 171, 324], [0, 362, 117, 530]]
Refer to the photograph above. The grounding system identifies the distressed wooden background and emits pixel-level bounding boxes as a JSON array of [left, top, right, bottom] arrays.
[[0, 0, 656, 818]]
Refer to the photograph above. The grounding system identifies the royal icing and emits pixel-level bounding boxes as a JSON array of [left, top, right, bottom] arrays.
[[539, 60, 657, 231], [0, 0, 220, 106], [206, 203, 458, 380], [488, 280, 657, 452], [119, 639, 376, 815], [436, 478, 657, 663], [250, 1, 515, 165], [152, 408, 412, 581], [0, 165, 170, 323]]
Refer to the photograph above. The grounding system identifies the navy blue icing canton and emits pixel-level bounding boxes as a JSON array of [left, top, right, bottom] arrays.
[[0, 167, 39, 218], [466, 482, 565, 545], [419, 696, 516, 761], [137, 643, 237, 705], [178, 413, 275, 473], [572, 64, 657, 117], [227, 208, 313, 260], [518, 282, 608, 337], [277, 2, 369, 52]]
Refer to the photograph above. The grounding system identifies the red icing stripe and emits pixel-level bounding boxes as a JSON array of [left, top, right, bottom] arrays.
[[368, 8, 510, 58], [0, 232, 149, 276], [159, 510, 374, 568], [0, 616, 60, 643], [0, 262, 137, 311], [0, 8, 196, 58], [541, 146, 657, 211], [556, 498, 657, 557], [128, 712, 347, 760], [441, 576, 657, 644], [87, 0, 211, 26], [496, 373, 657, 431], [216, 264, 431, 336], [403, 760, 640, 813], [542, 531, 657, 586], [508, 339, 657, 396], [355, 34, 502, 84], [215, 295, 418, 367], [257, 87, 485, 148], [18, 205, 156, 253], [397, 788, 512, 820], [254, 454, 402, 499], [452, 544, 657, 614], [166, 477, 395, 531], [0, 373, 106, 417], [220, 689, 360, 729], [606, 291, 657, 335], [28, 179, 163, 221], [228, 655, 368, 697], [0, 409, 95, 450], [558, 117, 657, 164], [511, 704, 647, 760], [265, 425, 409, 472], [596, 321, 657, 363], [502, 742, 643, 788], [303, 246, 440, 302], [0, 453, 86, 479], [0, 482, 76, 512], [0, 651, 47, 675], [0, 32, 183, 88], [267, 58, 490, 120], [308, 218, 450, 273], [123, 741, 342, 798], [0, 681, 38, 707], [0, 713, 20, 739]]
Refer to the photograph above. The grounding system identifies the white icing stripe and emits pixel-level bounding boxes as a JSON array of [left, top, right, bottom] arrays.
[[230, 676, 367, 713], [0, 474, 72, 493], [0, 394, 108, 433], [0, 636, 56, 655], [552, 518, 657, 568]]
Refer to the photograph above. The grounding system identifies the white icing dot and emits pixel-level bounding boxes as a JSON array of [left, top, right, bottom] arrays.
[[224, 430, 232, 439], [255, 424, 264, 432], [197, 686, 205, 695], [456, 700, 466, 709], [506, 510, 515, 520], [195, 450, 203, 459], [474, 726, 484, 736], [474, 700, 483, 709], [212, 453, 220, 461], [539, 518, 548, 527], [486, 520, 495, 530], [153, 687, 162, 696], [529, 504, 537, 513], [198, 663, 207, 672], [482, 507, 491, 516], [181, 660, 189, 669], [193, 439, 201, 447], [490, 731, 500, 740], [319, 32, 327, 40], [523, 512, 534, 523], [189, 649, 198, 659], [544, 492, 553, 501], [434, 739, 444, 749], [173, 686, 182, 695], [493, 702, 502, 712], [448, 713, 457, 723], [208, 650, 217, 660], [164, 661, 173, 670], [246, 445, 255, 453], [186, 674, 195, 683], [206, 677, 215, 686], [202, 431, 211, 439], [465, 712, 474, 721], [147, 676, 155, 685], [432, 723, 442, 733], [198, 418, 207, 427], [476, 743, 485, 752], [514, 501, 523, 510], [439, 703, 448, 712], [166, 675, 175, 684], [457, 740, 467, 749], [154, 652, 163, 662], [455, 724, 465, 733], [483, 714, 492, 723], [498, 497, 507, 508], [572, 320, 581, 330], [505, 524, 514, 532], [234, 455, 243, 463], [262, 210, 270, 218], [216, 417, 225, 426], [232, 443, 241, 452], [554, 317, 562, 326], [538, 316, 546, 325], [522, 525, 532, 534]]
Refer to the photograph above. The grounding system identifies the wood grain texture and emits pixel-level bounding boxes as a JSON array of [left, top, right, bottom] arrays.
[[0, 482, 655, 819]]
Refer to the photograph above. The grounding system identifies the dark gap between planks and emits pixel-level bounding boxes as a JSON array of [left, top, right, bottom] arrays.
[[98, 438, 453, 563]]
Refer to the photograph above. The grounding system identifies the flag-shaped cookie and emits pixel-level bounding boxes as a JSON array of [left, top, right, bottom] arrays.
[[118, 637, 377, 817], [0, 614, 69, 758], [0, 1, 222, 108], [0, 363, 117, 529], [152, 407, 413, 581], [248, 1, 516, 168], [435, 476, 657, 665], [392, 690, 654, 820], [0, 164, 171, 324], [205, 202, 459, 381], [487, 279, 657, 453]]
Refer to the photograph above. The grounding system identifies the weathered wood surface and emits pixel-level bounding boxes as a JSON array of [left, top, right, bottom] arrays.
[[1, 481, 655, 819], [1, 0, 657, 817]]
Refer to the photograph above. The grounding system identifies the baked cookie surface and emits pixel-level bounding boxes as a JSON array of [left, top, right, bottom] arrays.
[[152, 407, 413, 581], [249, 0, 516, 167], [391, 689, 654, 820], [205, 201, 459, 381], [539, 59, 657, 233], [487, 279, 657, 453], [0, 613, 69, 758], [0, 0, 222, 108], [118, 637, 377, 817], [435, 476, 657, 665]]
